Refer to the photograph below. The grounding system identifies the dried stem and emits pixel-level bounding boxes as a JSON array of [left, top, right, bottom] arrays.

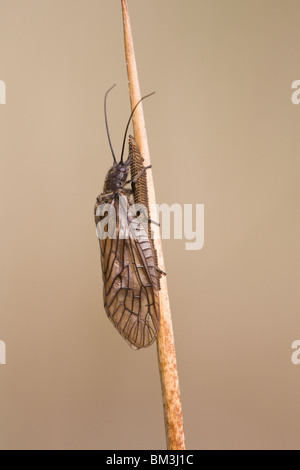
[[121, 0, 185, 450]]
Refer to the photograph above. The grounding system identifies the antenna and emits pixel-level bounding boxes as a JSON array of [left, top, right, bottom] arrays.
[[104, 84, 117, 164], [120, 92, 155, 163]]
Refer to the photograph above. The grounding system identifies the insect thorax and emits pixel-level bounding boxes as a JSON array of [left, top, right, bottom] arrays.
[[103, 161, 130, 194]]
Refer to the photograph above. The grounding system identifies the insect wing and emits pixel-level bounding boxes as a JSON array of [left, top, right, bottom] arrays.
[[95, 197, 160, 349]]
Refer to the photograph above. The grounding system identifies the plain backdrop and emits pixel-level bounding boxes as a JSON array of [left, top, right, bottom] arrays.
[[0, 0, 299, 450]]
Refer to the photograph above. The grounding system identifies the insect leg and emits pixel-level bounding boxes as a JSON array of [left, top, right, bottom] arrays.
[[132, 165, 152, 183], [149, 219, 160, 227], [155, 267, 166, 276], [96, 192, 115, 203], [125, 165, 152, 185]]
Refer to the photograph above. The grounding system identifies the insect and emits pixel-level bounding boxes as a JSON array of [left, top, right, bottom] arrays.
[[94, 85, 161, 349]]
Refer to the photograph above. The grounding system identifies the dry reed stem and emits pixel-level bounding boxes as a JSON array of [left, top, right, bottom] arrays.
[[121, 0, 185, 450]]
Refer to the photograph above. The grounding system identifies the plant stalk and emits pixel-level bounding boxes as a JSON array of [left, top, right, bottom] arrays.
[[121, 0, 185, 450]]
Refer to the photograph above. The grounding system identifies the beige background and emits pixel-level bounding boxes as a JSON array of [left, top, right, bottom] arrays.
[[0, 0, 299, 450]]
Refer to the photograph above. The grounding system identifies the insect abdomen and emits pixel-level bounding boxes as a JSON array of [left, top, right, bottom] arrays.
[[129, 135, 161, 288], [129, 135, 149, 209]]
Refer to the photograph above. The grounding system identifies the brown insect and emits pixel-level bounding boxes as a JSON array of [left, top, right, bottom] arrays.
[[94, 85, 161, 349]]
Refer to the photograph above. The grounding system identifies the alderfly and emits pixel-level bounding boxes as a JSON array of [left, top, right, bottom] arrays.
[[94, 85, 161, 349]]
